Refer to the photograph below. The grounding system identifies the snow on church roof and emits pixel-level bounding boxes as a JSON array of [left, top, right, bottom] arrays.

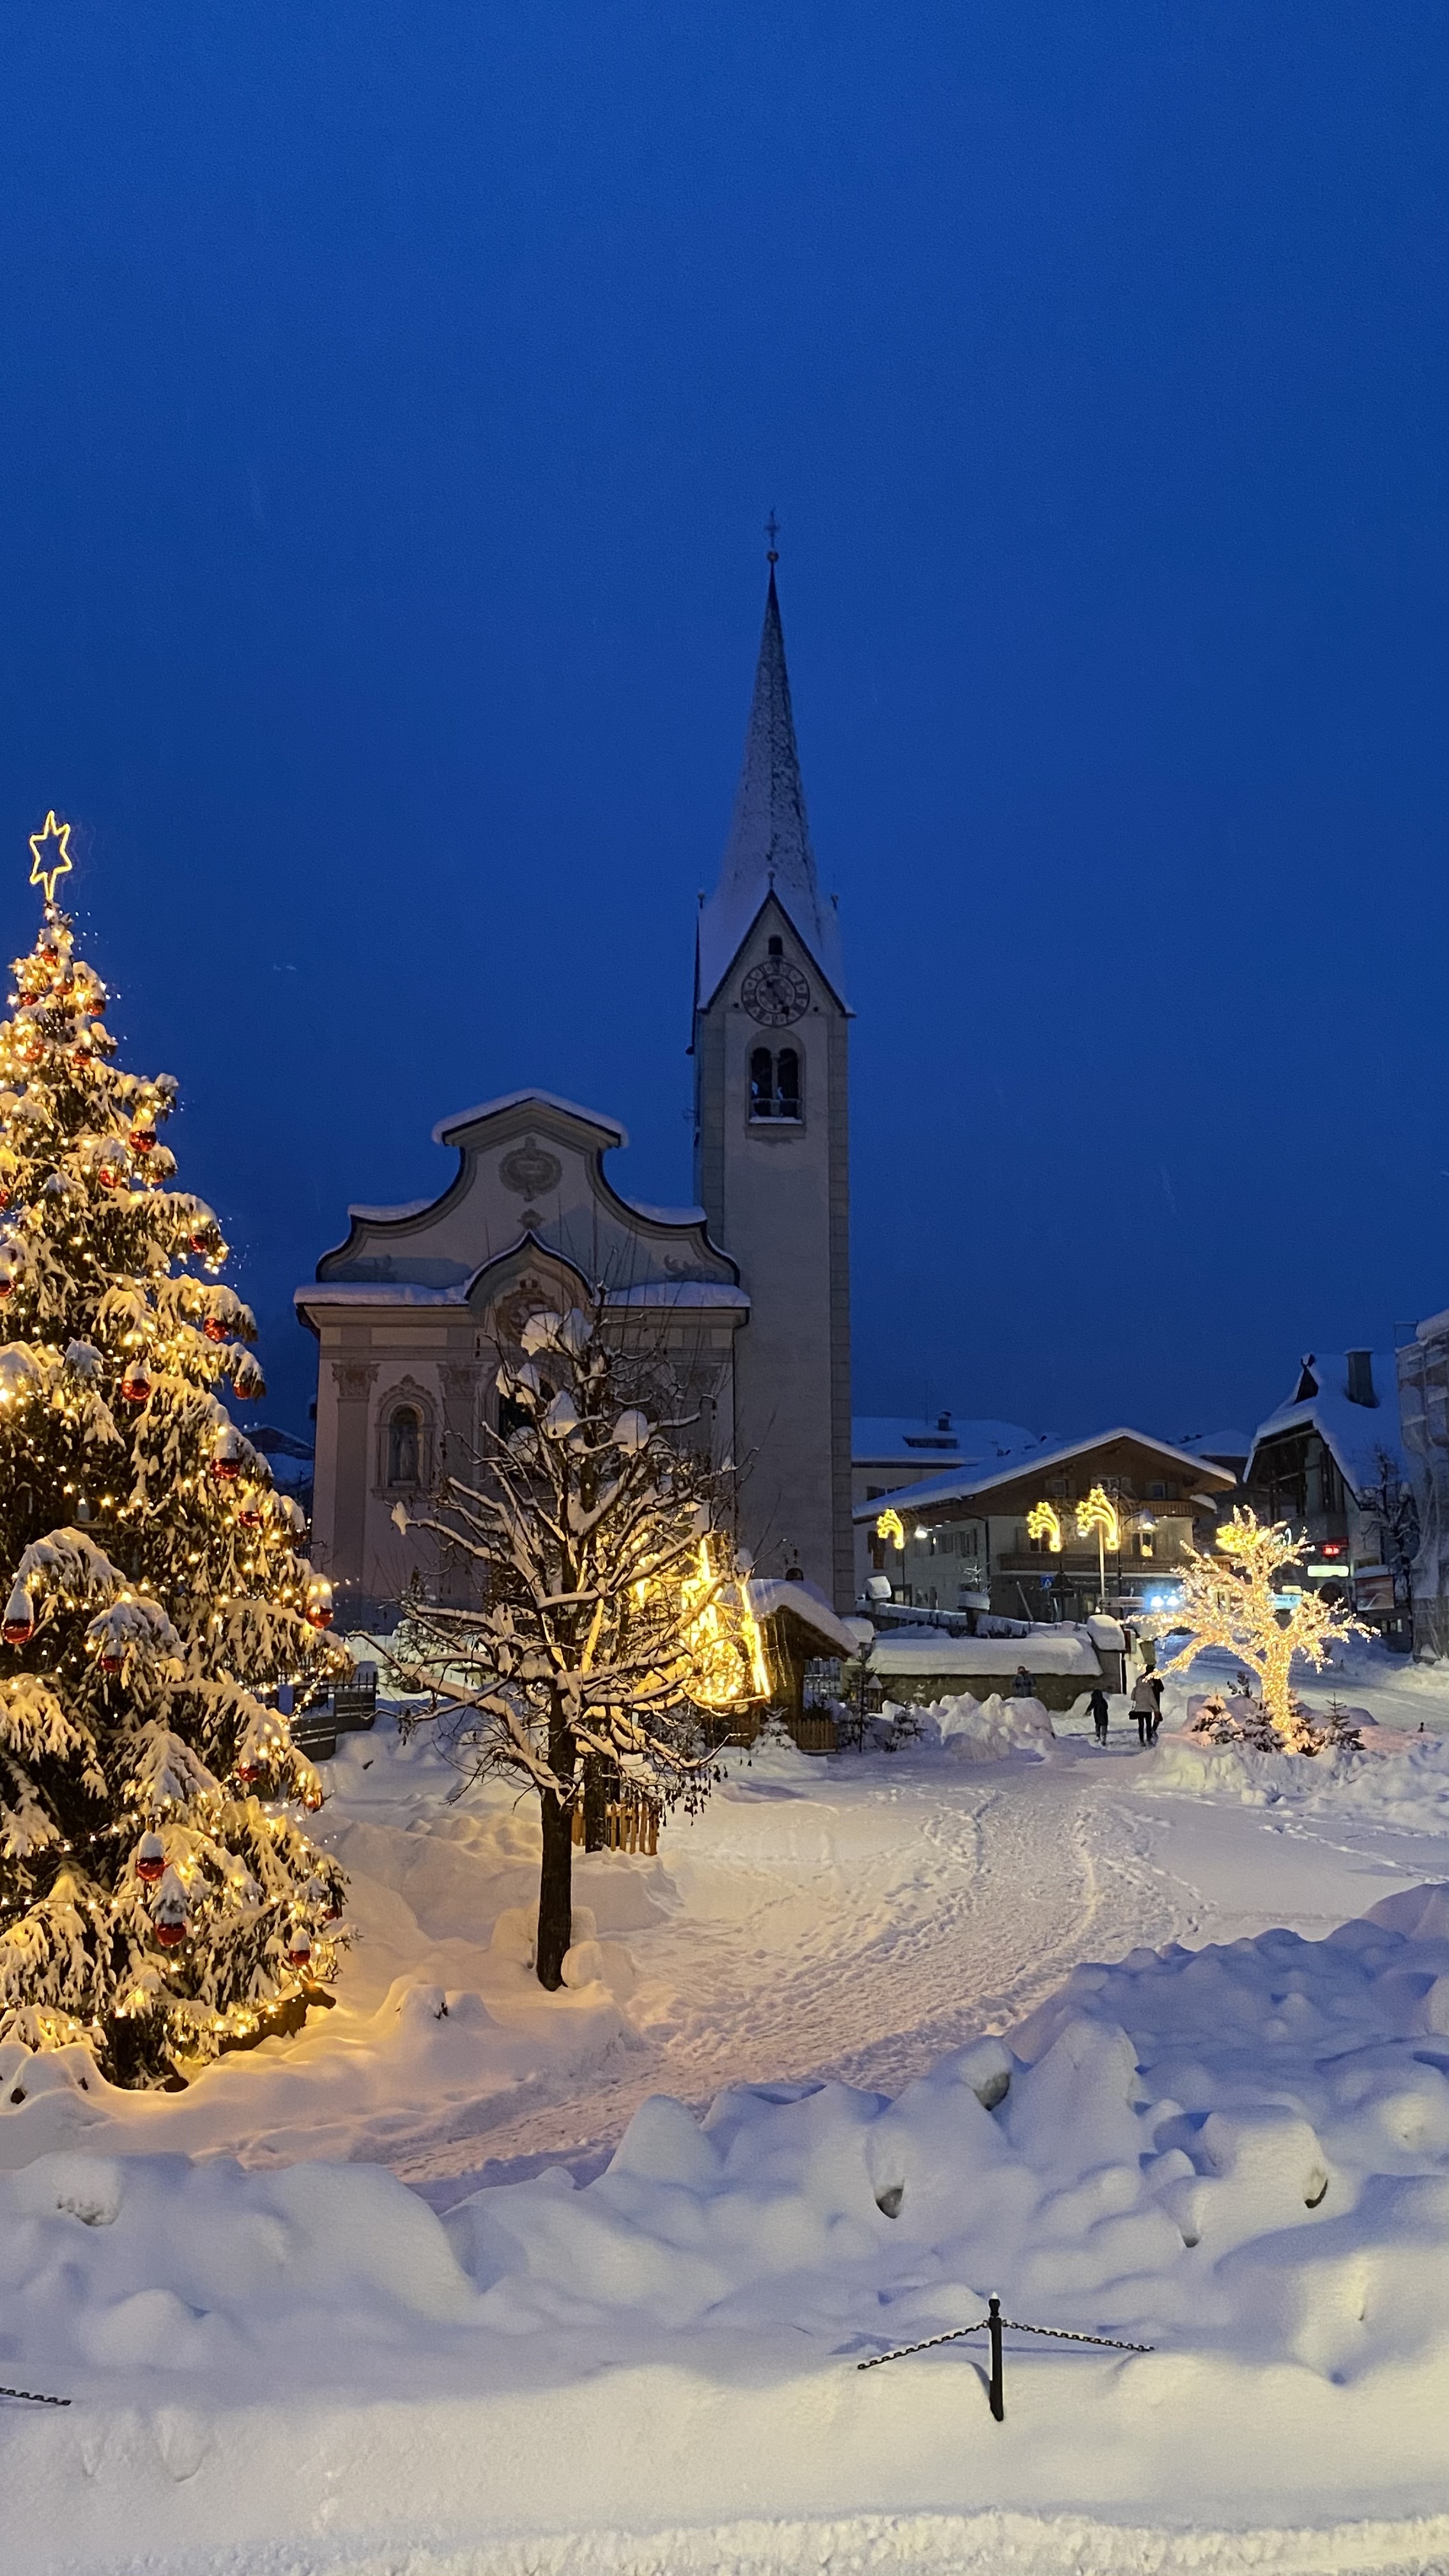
[[432, 1091, 628, 1149], [696, 567, 846, 1010]]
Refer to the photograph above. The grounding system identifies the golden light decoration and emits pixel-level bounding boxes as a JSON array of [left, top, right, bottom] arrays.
[[875, 1506, 905, 1549], [678, 1534, 771, 1709], [1025, 1499, 1063, 1553], [1075, 1484, 1121, 1551], [28, 811, 73, 906]]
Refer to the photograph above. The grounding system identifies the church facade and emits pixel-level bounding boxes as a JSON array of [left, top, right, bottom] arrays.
[[298, 567, 853, 1619]]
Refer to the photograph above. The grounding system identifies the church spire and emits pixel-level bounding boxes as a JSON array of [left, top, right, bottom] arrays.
[[696, 548, 845, 1010]]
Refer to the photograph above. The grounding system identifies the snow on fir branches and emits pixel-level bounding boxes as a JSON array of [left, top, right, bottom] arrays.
[[0, 886, 349, 2086], [384, 1299, 769, 1988], [1143, 1507, 1368, 1753]]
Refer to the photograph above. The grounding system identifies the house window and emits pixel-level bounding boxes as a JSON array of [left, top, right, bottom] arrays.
[[387, 1406, 422, 1487], [748, 1047, 804, 1122]]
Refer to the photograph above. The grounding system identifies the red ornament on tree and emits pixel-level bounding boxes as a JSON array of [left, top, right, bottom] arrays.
[[154, 1919, 187, 1950], [3, 1583, 33, 1646], [120, 1363, 151, 1404], [100, 1650, 122, 1676], [129, 1128, 155, 1154], [287, 1930, 313, 1970], [203, 1317, 227, 1344], [135, 1833, 165, 1884]]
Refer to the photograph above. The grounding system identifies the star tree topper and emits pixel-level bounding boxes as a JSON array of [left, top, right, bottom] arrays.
[[28, 811, 73, 905]]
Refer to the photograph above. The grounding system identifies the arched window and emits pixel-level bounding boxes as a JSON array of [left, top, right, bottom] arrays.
[[748, 1046, 804, 1122], [387, 1406, 421, 1487]]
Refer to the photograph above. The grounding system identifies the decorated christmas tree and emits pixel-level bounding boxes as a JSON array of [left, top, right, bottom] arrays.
[[387, 1296, 768, 1988], [0, 818, 348, 2086]]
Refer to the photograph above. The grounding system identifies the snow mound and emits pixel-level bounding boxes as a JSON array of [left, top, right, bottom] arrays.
[[8, 1892, 1449, 2554], [910, 1690, 1056, 1761], [1152, 1712, 1449, 1828]]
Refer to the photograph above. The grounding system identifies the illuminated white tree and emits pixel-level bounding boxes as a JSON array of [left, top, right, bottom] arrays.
[[385, 1300, 767, 1988], [0, 845, 347, 2087], [1144, 1508, 1366, 1751]]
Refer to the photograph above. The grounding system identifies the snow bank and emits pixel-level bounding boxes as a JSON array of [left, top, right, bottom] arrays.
[[1151, 1699, 1449, 1828], [5, 1889, 1449, 2566], [908, 1690, 1056, 1761]]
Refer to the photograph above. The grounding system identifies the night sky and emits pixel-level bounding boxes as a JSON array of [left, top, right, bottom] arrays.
[[1, 4, 1445, 1446]]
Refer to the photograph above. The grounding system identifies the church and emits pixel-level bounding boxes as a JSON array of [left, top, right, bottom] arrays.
[[298, 563, 854, 1623]]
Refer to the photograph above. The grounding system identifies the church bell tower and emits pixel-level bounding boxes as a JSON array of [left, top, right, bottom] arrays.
[[693, 553, 852, 1610]]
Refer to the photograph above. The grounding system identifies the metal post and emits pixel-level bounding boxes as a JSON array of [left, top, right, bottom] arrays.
[[987, 2294, 1004, 2421]]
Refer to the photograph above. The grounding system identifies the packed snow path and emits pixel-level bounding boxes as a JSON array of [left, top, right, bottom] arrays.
[[392, 1757, 1192, 2184]]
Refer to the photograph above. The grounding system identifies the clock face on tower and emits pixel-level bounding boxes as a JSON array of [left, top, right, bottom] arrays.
[[740, 958, 810, 1027]]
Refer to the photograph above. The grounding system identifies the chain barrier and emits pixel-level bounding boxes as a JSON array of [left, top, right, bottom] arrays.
[[857, 2301, 1153, 2380], [0, 2384, 71, 2407]]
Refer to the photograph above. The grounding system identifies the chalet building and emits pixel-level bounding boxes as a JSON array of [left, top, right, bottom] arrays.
[[855, 1429, 1235, 1623], [1246, 1350, 1410, 1637], [852, 1409, 1045, 1600], [299, 562, 855, 1623]]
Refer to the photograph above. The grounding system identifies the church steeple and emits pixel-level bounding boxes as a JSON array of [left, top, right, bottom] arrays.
[[696, 562, 845, 1011]]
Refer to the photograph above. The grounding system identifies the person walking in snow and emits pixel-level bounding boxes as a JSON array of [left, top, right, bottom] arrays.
[[1087, 1686, 1110, 1744], [1147, 1671, 1164, 1742], [1130, 1670, 1156, 1746], [1011, 1664, 1034, 1699]]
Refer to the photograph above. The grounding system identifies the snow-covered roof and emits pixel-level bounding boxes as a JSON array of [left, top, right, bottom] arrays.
[[432, 1091, 628, 1149], [870, 1629, 1101, 1678], [746, 1577, 859, 1659], [696, 569, 846, 1010], [1248, 1353, 1408, 1497], [852, 1427, 1236, 1521], [296, 1282, 464, 1311], [623, 1199, 708, 1227], [1168, 1428, 1254, 1466], [853, 1414, 1046, 1470], [344, 1198, 435, 1226], [297, 1275, 747, 1317]]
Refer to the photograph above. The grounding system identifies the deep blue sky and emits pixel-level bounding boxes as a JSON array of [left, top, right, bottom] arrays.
[[1, 4, 1445, 1445]]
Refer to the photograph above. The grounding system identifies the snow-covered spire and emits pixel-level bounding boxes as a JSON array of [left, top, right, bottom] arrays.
[[696, 567, 845, 1010]]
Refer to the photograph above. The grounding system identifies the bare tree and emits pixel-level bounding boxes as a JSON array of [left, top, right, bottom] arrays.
[[383, 1299, 767, 1988], [1356, 1445, 1419, 1650]]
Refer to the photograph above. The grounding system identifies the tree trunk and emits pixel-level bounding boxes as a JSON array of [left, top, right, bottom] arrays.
[[536, 1693, 577, 1989], [536, 1786, 574, 1988], [581, 1754, 608, 1851]]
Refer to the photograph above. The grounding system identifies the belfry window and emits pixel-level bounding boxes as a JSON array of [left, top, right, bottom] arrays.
[[748, 1047, 804, 1123], [387, 1406, 422, 1487]]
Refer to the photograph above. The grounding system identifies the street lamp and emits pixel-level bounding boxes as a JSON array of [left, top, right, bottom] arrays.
[[1075, 1485, 1121, 1611]]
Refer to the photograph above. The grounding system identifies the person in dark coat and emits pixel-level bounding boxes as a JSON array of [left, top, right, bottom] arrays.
[[1011, 1664, 1034, 1699], [1147, 1671, 1165, 1742], [1087, 1687, 1110, 1745]]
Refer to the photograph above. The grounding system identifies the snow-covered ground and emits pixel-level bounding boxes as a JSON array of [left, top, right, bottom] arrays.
[[4, 1650, 1449, 2571]]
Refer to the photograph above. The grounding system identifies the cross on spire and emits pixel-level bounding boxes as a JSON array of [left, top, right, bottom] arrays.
[[765, 510, 779, 565]]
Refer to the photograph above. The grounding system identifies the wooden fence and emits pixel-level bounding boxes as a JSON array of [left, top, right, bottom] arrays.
[[571, 1785, 661, 1854]]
